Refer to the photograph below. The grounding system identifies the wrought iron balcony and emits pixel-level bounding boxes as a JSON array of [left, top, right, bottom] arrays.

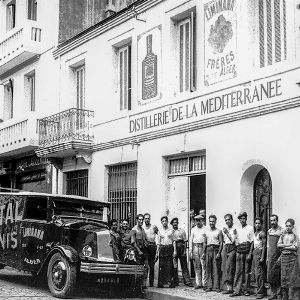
[[0, 21, 42, 76], [36, 108, 94, 158], [0, 114, 39, 159]]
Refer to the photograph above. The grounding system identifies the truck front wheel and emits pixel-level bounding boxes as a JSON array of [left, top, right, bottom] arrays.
[[47, 252, 77, 298]]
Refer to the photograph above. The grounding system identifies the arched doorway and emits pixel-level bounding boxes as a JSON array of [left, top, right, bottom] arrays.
[[254, 168, 272, 233]]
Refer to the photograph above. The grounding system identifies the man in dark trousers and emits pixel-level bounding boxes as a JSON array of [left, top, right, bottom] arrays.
[[171, 217, 193, 287], [204, 215, 223, 292], [230, 212, 254, 297], [267, 215, 283, 299], [143, 213, 158, 287], [222, 214, 237, 294]]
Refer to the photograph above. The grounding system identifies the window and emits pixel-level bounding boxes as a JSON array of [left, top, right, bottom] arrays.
[[6, 1, 16, 31], [177, 12, 196, 93], [24, 196, 48, 221], [75, 65, 85, 110], [258, 0, 287, 68], [66, 169, 88, 197], [108, 163, 137, 225], [3, 80, 13, 121], [118, 45, 131, 111], [169, 154, 206, 176], [27, 0, 37, 21], [25, 72, 35, 112]]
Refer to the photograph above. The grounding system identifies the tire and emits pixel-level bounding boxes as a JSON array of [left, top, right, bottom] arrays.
[[47, 252, 77, 298]]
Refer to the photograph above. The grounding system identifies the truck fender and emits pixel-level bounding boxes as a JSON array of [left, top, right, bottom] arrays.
[[37, 246, 79, 274]]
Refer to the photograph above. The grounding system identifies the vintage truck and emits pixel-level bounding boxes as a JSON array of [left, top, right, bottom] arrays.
[[0, 192, 145, 298]]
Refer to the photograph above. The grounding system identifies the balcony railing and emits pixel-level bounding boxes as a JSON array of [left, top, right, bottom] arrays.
[[0, 114, 38, 158], [38, 108, 94, 147], [0, 22, 42, 75]]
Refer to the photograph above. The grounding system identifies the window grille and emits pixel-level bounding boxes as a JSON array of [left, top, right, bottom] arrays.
[[259, 0, 287, 68], [178, 12, 196, 93], [66, 169, 88, 197], [119, 45, 131, 111], [169, 155, 206, 175], [108, 163, 137, 224]]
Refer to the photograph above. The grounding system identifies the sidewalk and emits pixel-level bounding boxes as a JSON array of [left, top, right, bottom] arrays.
[[144, 286, 261, 300]]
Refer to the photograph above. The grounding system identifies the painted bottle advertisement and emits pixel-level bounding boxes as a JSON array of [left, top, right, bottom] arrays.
[[142, 34, 158, 100]]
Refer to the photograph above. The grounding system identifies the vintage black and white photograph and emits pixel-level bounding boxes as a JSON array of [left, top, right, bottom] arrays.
[[0, 0, 300, 299]]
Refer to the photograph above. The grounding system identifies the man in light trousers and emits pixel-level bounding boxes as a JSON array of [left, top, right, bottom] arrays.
[[189, 214, 207, 289]]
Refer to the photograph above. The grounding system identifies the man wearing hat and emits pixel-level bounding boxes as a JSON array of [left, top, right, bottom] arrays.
[[230, 212, 254, 297], [189, 214, 207, 289], [171, 217, 193, 287]]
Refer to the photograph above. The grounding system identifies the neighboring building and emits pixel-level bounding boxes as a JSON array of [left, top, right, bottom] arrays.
[[0, 0, 131, 194], [35, 0, 300, 234]]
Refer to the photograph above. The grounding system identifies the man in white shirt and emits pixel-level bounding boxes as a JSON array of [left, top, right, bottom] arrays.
[[189, 214, 207, 289], [230, 212, 254, 297], [222, 213, 237, 294]]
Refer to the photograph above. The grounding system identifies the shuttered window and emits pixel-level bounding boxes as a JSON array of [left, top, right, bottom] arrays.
[[169, 154, 206, 176], [6, 2, 15, 31], [258, 0, 287, 68], [119, 45, 131, 111], [108, 163, 137, 224], [75, 65, 85, 110], [27, 0, 37, 21], [3, 81, 13, 121], [66, 169, 88, 197], [178, 12, 196, 93]]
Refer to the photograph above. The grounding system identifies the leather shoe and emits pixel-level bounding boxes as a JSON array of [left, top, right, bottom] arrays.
[[268, 296, 277, 300], [223, 290, 233, 294], [229, 293, 241, 297]]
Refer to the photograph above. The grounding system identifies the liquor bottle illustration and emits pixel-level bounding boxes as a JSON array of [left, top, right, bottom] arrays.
[[142, 34, 158, 100]]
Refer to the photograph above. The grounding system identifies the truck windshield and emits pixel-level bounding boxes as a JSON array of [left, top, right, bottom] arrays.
[[53, 198, 107, 222]]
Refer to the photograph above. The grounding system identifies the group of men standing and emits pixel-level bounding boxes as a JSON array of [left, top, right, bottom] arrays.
[[109, 211, 300, 300]]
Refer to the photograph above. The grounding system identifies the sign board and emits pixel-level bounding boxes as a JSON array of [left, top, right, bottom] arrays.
[[204, 0, 237, 86], [137, 25, 162, 105]]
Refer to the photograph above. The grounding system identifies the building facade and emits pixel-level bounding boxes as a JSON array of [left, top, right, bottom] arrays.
[[0, 0, 131, 194], [33, 0, 300, 234]]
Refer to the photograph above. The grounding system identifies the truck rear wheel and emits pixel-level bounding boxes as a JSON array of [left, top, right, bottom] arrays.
[[47, 253, 77, 298]]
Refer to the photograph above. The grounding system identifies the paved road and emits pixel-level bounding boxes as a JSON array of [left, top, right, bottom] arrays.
[[0, 268, 142, 300]]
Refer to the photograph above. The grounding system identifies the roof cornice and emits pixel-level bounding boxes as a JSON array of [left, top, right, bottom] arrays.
[[53, 0, 164, 58]]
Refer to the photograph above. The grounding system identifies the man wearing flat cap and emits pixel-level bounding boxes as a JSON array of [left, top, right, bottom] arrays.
[[189, 214, 207, 289], [171, 217, 193, 287], [230, 212, 254, 297]]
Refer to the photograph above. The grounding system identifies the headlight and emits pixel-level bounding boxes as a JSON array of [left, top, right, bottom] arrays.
[[82, 245, 93, 257], [125, 249, 136, 261]]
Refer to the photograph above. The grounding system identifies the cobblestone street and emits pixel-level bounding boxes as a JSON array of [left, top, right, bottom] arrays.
[[0, 268, 142, 300]]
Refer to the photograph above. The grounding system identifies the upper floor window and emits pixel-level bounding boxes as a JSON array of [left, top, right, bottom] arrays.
[[177, 12, 196, 93], [3, 79, 13, 121], [258, 0, 287, 68], [118, 45, 131, 111], [6, 1, 16, 32], [25, 72, 35, 112], [27, 0, 37, 21], [74, 65, 85, 109]]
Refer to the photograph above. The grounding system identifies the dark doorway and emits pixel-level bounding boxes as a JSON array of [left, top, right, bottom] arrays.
[[254, 168, 272, 233], [190, 174, 206, 217], [189, 174, 206, 277]]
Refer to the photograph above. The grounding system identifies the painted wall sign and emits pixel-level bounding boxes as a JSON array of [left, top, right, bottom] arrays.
[[0, 199, 23, 250], [204, 0, 237, 86], [138, 25, 162, 105], [128, 75, 291, 134]]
